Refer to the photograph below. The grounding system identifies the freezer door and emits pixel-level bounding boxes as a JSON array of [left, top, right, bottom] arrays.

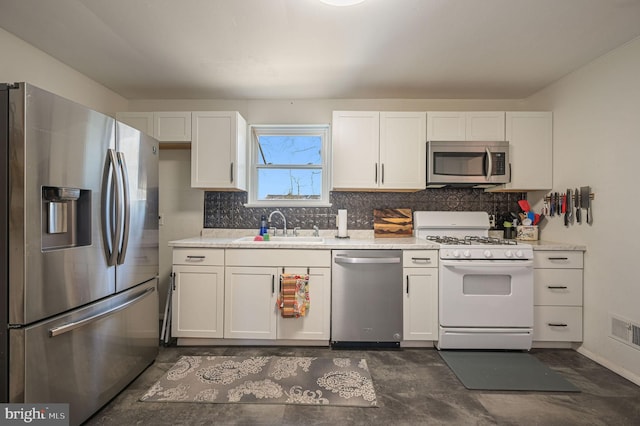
[[9, 279, 158, 424], [114, 122, 159, 292], [8, 83, 116, 325]]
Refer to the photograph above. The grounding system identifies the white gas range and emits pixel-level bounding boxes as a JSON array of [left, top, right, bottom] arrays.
[[414, 211, 534, 350]]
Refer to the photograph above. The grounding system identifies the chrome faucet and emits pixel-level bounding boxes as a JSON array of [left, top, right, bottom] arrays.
[[268, 210, 287, 236], [313, 225, 320, 237]]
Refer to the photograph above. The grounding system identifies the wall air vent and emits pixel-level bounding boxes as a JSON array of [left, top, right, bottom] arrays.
[[632, 324, 640, 347], [609, 314, 640, 351]]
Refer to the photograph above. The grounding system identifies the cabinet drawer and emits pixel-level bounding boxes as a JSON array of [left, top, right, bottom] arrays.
[[533, 306, 583, 341], [534, 269, 583, 306], [403, 250, 438, 268], [225, 249, 331, 267], [534, 251, 583, 268], [173, 248, 224, 266]]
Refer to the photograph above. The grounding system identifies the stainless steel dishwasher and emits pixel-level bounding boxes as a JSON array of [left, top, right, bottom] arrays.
[[331, 250, 403, 348]]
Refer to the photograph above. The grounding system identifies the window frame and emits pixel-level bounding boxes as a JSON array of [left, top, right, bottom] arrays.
[[245, 124, 332, 207]]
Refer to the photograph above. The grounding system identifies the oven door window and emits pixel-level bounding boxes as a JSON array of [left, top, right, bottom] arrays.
[[463, 274, 510, 295]]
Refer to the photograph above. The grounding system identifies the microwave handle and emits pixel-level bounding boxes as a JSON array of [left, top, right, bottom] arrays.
[[485, 147, 493, 180]]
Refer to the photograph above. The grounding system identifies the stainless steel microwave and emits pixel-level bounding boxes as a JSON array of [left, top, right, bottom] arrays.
[[426, 140, 510, 187]]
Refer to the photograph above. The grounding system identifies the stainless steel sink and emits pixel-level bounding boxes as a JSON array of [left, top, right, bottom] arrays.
[[233, 236, 325, 244]]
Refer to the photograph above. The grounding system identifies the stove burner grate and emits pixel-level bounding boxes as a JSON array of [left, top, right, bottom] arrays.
[[426, 235, 519, 245]]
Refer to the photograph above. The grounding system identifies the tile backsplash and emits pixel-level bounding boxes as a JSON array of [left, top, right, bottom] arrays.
[[204, 189, 523, 230]]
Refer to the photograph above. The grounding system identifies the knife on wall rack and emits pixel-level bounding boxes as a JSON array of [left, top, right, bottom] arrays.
[[565, 188, 572, 226], [575, 188, 581, 223], [581, 186, 593, 225]]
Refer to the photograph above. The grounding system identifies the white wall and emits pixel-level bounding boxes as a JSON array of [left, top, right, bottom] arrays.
[[525, 37, 640, 383], [129, 98, 527, 124], [0, 27, 126, 114]]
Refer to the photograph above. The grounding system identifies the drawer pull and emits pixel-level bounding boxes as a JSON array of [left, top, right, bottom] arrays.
[[548, 323, 568, 327], [186, 255, 205, 261], [406, 275, 409, 294], [547, 286, 568, 289], [547, 257, 569, 261], [411, 257, 431, 263]]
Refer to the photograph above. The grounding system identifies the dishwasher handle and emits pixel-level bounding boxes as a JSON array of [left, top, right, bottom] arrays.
[[334, 255, 400, 265]]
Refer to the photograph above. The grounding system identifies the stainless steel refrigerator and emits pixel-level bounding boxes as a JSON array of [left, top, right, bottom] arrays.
[[1, 82, 159, 424]]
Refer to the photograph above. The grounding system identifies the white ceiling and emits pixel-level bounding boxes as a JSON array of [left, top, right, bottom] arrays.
[[1, 0, 640, 100]]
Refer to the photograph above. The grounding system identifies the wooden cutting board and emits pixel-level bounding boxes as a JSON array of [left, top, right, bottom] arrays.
[[373, 208, 413, 238]]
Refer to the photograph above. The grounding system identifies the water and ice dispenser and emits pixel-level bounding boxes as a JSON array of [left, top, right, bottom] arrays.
[[42, 186, 91, 250]]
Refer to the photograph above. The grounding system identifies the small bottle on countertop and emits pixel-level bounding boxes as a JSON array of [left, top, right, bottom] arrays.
[[259, 215, 268, 235]]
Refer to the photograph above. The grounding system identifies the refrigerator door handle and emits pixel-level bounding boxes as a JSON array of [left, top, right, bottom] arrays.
[[116, 151, 131, 265], [101, 149, 121, 266], [48, 286, 155, 337]]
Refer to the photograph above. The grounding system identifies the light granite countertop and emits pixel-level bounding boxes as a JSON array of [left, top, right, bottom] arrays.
[[168, 229, 586, 251]]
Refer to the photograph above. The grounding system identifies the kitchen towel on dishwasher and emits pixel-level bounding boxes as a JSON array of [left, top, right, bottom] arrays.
[[278, 274, 310, 318]]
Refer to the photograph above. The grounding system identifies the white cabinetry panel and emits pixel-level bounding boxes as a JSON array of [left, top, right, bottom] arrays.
[[191, 111, 247, 190], [332, 111, 426, 190], [427, 111, 504, 141], [402, 250, 438, 341], [116, 111, 191, 142], [533, 250, 583, 343]]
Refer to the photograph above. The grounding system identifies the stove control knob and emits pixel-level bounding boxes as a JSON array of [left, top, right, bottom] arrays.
[[452, 250, 460, 258], [483, 250, 493, 258], [515, 250, 524, 258], [463, 250, 471, 258], [505, 250, 513, 258]]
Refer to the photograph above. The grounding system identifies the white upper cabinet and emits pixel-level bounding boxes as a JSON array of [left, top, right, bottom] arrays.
[[191, 111, 247, 190], [332, 111, 379, 189], [116, 112, 154, 136], [154, 112, 192, 142], [379, 112, 427, 190], [427, 111, 505, 141], [116, 111, 192, 142], [494, 111, 553, 191], [332, 111, 426, 190], [427, 112, 466, 141], [466, 112, 506, 141]]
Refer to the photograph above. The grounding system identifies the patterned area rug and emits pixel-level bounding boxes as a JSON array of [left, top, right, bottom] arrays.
[[140, 356, 378, 407]]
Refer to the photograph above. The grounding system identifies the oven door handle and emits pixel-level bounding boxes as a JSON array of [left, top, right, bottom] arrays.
[[441, 260, 533, 270]]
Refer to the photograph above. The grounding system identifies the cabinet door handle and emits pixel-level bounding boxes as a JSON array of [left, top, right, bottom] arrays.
[[272, 275, 275, 294], [547, 285, 568, 289], [381, 163, 385, 184], [406, 275, 409, 294], [374, 163, 378, 183], [548, 323, 568, 327], [230, 162, 234, 183]]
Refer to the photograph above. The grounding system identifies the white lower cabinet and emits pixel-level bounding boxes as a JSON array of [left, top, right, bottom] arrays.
[[224, 266, 278, 339], [533, 250, 584, 343], [171, 249, 225, 338], [402, 250, 438, 341], [224, 250, 331, 342]]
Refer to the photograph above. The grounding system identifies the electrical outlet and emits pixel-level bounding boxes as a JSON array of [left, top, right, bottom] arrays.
[[489, 214, 496, 228]]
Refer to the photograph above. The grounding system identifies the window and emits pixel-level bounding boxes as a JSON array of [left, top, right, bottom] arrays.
[[247, 125, 331, 207]]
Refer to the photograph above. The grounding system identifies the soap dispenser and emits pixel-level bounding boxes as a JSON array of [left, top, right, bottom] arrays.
[[259, 215, 268, 235]]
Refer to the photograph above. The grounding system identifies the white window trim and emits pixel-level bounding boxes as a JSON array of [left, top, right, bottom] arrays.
[[245, 124, 332, 208]]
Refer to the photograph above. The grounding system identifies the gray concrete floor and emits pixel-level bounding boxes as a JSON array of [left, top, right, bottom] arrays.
[[85, 345, 640, 425]]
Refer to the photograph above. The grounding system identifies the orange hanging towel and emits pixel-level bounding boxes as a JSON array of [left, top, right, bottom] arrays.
[[277, 273, 310, 318]]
